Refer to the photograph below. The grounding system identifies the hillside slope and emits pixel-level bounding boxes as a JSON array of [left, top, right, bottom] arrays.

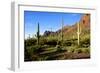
[[43, 14, 90, 41]]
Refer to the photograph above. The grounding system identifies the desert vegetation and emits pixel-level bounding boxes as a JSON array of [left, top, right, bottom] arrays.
[[24, 13, 90, 61]]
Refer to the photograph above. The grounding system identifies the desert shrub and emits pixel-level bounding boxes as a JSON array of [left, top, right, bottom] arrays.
[[25, 45, 45, 61], [57, 40, 62, 46], [63, 40, 72, 46], [25, 38, 37, 46], [57, 48, 62, 52], [46, 38, 57, 46], [24, 47, 32, 61], [74, 48, 83, 53], [55, 45, 61, 48], [41, 45, 50, 49], [82, 48, 90, 54], [24, 46, 35, 61], [68, 48, 75, 53], [73, 48, 90, 54], [55, 45, 65, 52], [80, 35, 90, 48], [39, 37, 47, 45], [26, 45, 44, 54], [72, 40, 78, 46]]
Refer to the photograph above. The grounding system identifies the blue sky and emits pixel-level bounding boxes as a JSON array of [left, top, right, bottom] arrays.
[[24, 11, 83, 39]]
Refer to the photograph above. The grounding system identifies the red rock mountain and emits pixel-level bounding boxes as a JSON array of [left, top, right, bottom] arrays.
[[43, 14, 90, 39], [80, 14, 90, 29], [62, 14, 90, 38]]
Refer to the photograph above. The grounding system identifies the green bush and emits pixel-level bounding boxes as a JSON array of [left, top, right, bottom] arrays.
[[55, 45, 65, 52], [82, 48, 90, 54], [25, 45, 46, 61], [26, 45, 44, 55], [73, 48, 90, 54], [80, 36, 90, 48], [68, 48, 75, 53], [62, 39, 77, 46], [39, 37, 47, 45], [25, 38, 37, 46], [63, 41, 71, 46], [74, 48, 83, 53], [46, 38, 57, 46], [55, 45, 61, 48], [57, 40, 62, 46]]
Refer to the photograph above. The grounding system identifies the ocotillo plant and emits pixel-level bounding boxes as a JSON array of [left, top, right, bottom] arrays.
[[37, 22, 40, 45]]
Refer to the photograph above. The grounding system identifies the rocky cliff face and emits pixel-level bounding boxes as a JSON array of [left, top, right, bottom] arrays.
[[80, 14, 90, 28]]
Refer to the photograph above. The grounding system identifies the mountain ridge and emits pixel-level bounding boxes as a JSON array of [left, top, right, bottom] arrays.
[[43, 14, 90, 39]]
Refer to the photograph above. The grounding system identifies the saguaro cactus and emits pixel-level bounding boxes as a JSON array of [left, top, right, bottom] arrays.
[[37, 22, 40, 45], [77, 22, 81, 46], [28, 34, 30, 39], [61, 18, 64, 44]]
